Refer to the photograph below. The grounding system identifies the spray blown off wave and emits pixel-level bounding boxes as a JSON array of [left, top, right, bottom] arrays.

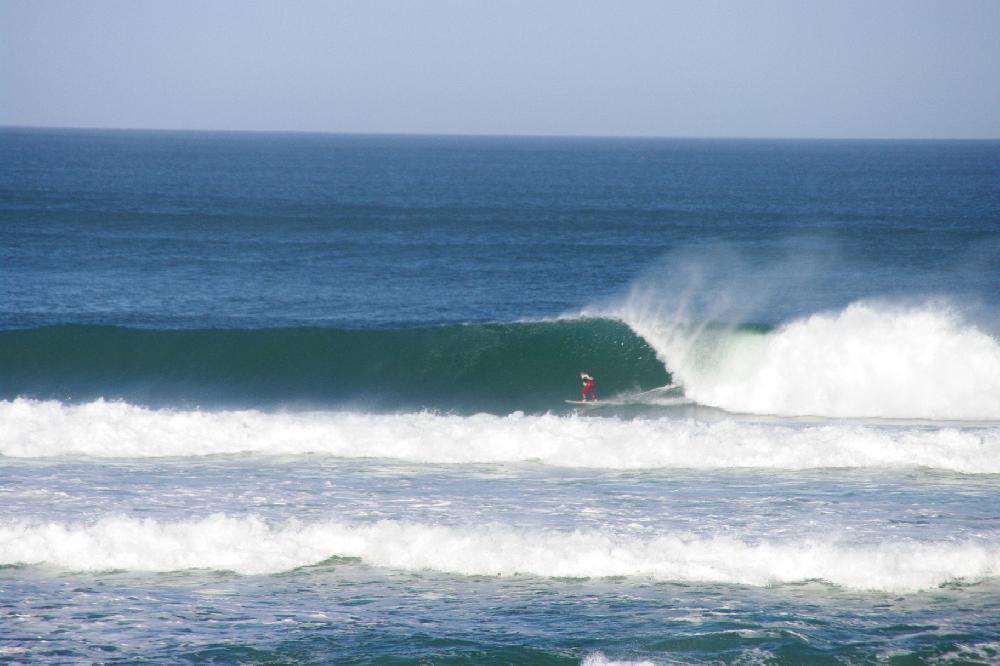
[[616, 300, 1000, 420], [0, 321, 668, 413], [2, 514, 996, 592], [2, 399, 998, 472]]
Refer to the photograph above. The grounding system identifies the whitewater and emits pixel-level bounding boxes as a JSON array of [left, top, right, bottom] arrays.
[[2, 398, 999, 473], [4, 514, 997, 592], [607, 297, 1000, 421]]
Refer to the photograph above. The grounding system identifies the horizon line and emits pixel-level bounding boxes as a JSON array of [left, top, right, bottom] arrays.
[[3, 124, 999, 143]]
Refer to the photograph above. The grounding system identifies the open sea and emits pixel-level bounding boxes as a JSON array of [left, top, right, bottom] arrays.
[[1, 127, 999, 664]]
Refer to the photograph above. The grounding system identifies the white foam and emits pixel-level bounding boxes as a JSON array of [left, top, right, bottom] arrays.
[[1, 514, 995, 592], [2, 399, 999, 472], [582, 653, 657, 666], [612, 299, 1000, 420]]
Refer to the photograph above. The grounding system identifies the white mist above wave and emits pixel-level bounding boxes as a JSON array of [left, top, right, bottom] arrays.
[[1, 514, 996, 592], [2, 399, 999, 472], [608, 298, 1000, 420]]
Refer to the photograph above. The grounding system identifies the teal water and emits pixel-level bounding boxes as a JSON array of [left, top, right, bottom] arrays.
[[1, 129, 999, 663], [0, 320, 668, 412]]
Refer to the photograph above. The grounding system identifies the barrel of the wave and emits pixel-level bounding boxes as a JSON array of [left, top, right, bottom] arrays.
[[0, 320, 670, 414]]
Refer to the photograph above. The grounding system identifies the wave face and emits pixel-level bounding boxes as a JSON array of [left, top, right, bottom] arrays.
[[0, 321, 668, 413], [615, 300, 1000, 420], [3, 399, 998, 473], [9, 303, 999, 422], [2, 514, 995, 592]]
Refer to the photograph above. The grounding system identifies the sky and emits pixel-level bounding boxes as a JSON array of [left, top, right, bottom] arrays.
[[2, 0, 999, 139]]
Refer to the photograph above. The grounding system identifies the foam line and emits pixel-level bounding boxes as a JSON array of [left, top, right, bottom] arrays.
[[2, 399, 998, 473], [1, 515, 995, 592]]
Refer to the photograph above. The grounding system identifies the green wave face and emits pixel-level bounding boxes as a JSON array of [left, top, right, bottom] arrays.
[[0, 320, 670, 413]]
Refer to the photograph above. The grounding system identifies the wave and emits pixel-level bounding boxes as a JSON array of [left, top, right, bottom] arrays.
[[3, 399, 998, 472], [5, 300, 1000, 422], [607, 298, 1000, 420], [2, 514, 996, 592], [0, 321, 668, 413]]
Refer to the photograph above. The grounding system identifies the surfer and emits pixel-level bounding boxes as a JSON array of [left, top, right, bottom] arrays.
[[580, 372, 597, 402]]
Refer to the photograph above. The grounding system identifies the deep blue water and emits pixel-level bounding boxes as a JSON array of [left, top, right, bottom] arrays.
[[1, 128, 999, 664], [3, 129, 998, 330]]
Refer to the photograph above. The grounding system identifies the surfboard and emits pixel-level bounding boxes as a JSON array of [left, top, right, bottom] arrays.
[[565, 400, 599, 405]]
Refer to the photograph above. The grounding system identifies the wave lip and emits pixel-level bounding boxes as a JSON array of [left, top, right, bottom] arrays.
[[615, 300, 1000, 420], [2, 399, 999, 473], [2, 514, 996, 593]]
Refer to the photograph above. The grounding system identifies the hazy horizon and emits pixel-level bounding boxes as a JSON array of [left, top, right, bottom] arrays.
[[3, 0, 999, 140], [6, 125, 1000, 142]]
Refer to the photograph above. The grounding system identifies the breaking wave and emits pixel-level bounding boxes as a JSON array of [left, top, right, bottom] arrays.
[[4, 299, 1000, 422], [609, 298, 1000, 420], [1, 514, 996, 592]]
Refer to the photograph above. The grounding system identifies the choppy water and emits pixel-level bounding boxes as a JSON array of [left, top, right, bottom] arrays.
[[1, 128, 999, 663]]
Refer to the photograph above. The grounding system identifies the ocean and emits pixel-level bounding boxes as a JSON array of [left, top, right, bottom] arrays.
[[1, 127, 999, 664]]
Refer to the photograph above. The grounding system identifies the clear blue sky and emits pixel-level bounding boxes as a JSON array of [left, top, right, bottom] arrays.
[[3, 0, 999, 138]]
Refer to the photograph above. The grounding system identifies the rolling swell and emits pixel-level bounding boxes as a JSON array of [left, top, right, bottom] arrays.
[[0, 320, 669, 412]]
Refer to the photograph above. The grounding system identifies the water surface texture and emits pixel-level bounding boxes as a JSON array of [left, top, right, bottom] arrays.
[[2, 128, 999, 664]]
